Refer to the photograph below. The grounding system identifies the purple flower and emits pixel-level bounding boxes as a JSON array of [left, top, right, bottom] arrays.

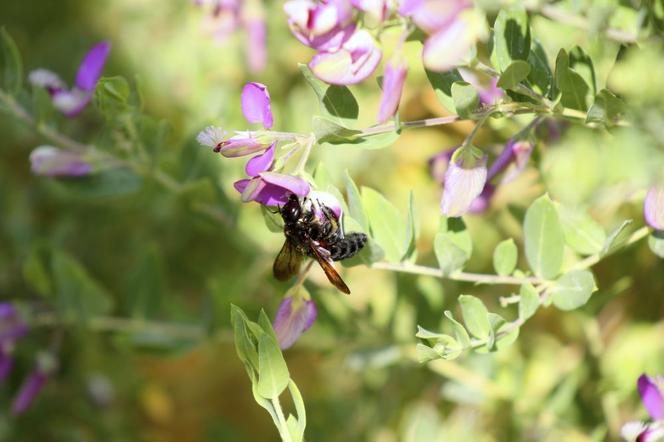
[[405, 0, 470, 34], [440, 148, 487, 217], [241, 82, 273, 129], [245, 14, 267, 73], [12, 370, 48, 416], [245, 142, 276, 176], [639, 374, 664, 420], [644, 186, 664, 231], [0, 303, 28, 383], [428, 147, 456, 183], [273, 295, 318, 349], [309, 29, 382, 85], [377, 53, 408, 123], [284, 0, 355, 51], [351, 0, 388, 26], [234, 172, 311, 206], [29, 146, 93, 177], [29, 41, 111, 117]]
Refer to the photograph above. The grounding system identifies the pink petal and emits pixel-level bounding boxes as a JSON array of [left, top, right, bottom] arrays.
[[422, 18, 473, 72], [377, 56, 408, 123], [245, 17, 267, 73], [410, 0, 470, 34], [441, 151, 488, 217], [644, 186, 664, 231], [309, 30, 382, 85], [259, 172, 311, 197], [245, 143, 275, 176], [219, 133, 270, 157], [273, 296, 318, 349], [75, 41, 111, 92], [241, 82, 273, 129], [638, 374, 664, 420]]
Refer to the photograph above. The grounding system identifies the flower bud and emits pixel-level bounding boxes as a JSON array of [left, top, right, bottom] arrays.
[[273, 294, 317, 349], [377, 53, 408, 123], [440, 147, 487, 217], [29, 146, 92, 177], [644, 186, 664, 231]]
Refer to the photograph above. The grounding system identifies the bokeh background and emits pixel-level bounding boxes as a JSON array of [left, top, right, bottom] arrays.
[[1, 1, 663, 441]]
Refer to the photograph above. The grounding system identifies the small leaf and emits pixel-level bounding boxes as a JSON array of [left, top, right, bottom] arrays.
[[288, 380, 307, 435], [569, 46, 597, 95], [458, 295, 491, 340], [443, 310, 471, 348], [93, 76, 132, 117], [524, 195, 564, 279], [416, 343, 441, 363], [558, 206, 606, 255], [314, 116, 399, 149], [600, 220, 633, 256], [492, 239, 518, 276], [256, 333, 290, 399], [586, 89, 625, 126], [497, 61, 531, 90], [434, 217, 472, 276], [492, 315, 519, 350], [258, 309, 278, 343], [344, 170, 368, 232], [451, 81, 479, 118], [554, 49, 590, 111], [230, 305, 259, 379], [425, 68, 464, 113], [492, 7, 531, 71], [52, 251, 114, 323], [415, 325, 448, 340], [402, 191, 419, 263], [518, 282, 539, 320], [22, 247, 52, 297], [0, 27, 23, 95], [299, 64, 359, 124], [362, 187, 406, 262], [527, 40, 553, 96], [648, 231, 664, 258], [551, 269, 597, 311]]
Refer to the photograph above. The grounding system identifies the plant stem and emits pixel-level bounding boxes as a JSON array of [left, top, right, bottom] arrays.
[[271, 396, 294, 442], [461, 111, 492, 148], [370, 261, 543, 285]]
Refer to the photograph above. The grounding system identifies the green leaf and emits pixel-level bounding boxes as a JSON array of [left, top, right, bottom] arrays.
[[569, 46, 597, 95], [299, 64, 358, 124], [492, 239, 518, 276], [416, 343, 441, 363], [344, 170, 368, 232], [230, 305, 259, 379], [415, 325, 449, 341], [554, 49, 590, 111], [492, 7, 531, 72], [425, 68, 464, 113], [443, 310, 471, 348], [314, 116, 399, 149], [648, 231, 664, 258], [600, 220, 633, 256], [126, 245, 162, 319], [458, 295, 491, 340], [362, 187, 405, 262], [53, 168, 143, 199], [434, 217, 472, 276], [402, 191, 419, 263], [551, 270, 597, 311], [523, 195, 564, 279], [93, 76, 132, 116], [52, 251, 114, 323], [488, 313, 519, 351], [22, 247, 52, 297], [527, 40, 553, 96], [586, 89, 625, 126], [256, 333, 290, 399], [451, 81, 479, 118], [518, 282, 539, 320], [0, 27, 23, 95], [558, 206, 606, 255], [497, 61, 531, 90], [288, 380, 307, 437]]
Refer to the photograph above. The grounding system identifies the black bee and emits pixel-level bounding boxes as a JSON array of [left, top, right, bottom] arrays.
[[273, 194, 367, 294]]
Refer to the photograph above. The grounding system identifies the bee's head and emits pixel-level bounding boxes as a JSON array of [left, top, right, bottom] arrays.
[[280, 193, 302, 222]]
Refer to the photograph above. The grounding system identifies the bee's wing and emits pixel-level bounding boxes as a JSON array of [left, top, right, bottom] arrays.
[[273, 239, 303, 281], [307, 240, 351, 295]]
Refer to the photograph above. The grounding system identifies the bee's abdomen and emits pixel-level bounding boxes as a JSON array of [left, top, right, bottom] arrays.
[[329, 232, 368, 261]]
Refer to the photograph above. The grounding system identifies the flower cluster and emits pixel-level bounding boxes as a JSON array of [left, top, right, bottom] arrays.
[[197, 82, 311, 205], [431, 138, 533, 217], [192, 0, 267, 72], [29, 41, 111, 117], [621, 374, 664, 442]]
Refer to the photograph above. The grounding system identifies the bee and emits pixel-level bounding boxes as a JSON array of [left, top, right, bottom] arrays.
[[273, 194, 368, 294]]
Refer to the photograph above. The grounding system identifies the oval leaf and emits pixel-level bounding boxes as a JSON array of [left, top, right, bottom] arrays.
[[551, 270, 597, 311], [256, 333, 290, 399], [492, 238, 518, 276], [458, 295, 491, 340], [524, 195, 564, 279]]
